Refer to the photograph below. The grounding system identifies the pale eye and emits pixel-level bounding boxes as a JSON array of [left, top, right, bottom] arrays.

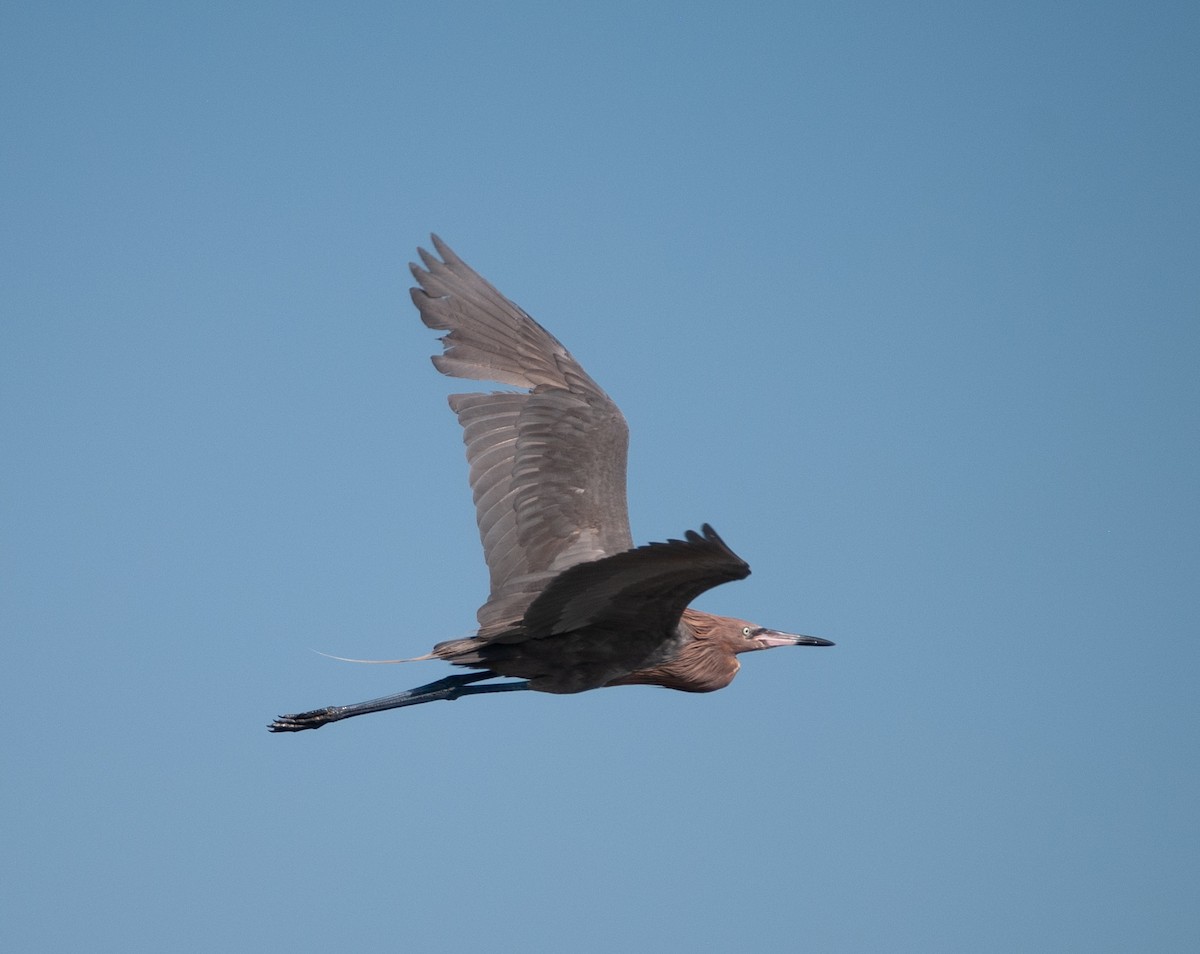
[[742, 626, 753, 637]]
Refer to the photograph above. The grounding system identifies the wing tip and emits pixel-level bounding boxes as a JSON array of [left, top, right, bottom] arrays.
[[689, 523, 750, 577]]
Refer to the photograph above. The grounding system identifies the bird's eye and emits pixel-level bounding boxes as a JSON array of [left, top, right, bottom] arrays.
[[742, 626, 753, 638]]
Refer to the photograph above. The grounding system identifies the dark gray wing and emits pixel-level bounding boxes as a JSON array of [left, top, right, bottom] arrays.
[[517, 524, 750, 642], [410, 235, 634, 635]]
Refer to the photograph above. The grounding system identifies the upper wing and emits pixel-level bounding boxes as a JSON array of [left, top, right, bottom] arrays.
[[409, 235, 634, 634]]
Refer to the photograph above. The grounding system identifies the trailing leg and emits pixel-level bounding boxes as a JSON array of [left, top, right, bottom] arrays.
[[268, 672, 530, 732]]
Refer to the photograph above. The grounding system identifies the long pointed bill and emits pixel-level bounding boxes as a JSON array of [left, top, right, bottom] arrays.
[[758, 629, 835, 648]]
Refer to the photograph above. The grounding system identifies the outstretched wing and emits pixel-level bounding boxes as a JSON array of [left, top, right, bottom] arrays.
[[410, 235, 634, 634], [518, 524, 750, 643]]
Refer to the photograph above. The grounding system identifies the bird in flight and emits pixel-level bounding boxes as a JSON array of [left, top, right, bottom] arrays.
[[269, 236, 832, 732]]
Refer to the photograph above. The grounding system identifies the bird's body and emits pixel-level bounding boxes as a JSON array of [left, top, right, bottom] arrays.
[[270, 236, 831, 732]]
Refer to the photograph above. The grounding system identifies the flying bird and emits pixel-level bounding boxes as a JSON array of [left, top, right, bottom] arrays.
[[269, 236, 832, 732]]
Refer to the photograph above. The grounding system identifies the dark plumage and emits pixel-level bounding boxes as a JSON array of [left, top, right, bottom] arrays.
[[269, 236, 831, 733]]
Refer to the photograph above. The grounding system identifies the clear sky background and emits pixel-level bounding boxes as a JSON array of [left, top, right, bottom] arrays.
[[3, 2, 1198, 951]]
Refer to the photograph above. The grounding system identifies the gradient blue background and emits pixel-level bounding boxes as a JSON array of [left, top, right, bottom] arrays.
[[3, 2, 1198, 951]]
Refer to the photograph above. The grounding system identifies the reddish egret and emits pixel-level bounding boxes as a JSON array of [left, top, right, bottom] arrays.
[[269, 236, 832, 732]]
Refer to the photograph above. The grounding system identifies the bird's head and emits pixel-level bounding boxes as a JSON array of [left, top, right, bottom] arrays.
[[729, 619, 835, 657], [683, 609, 834, 655], [734, 620, 835, 654]]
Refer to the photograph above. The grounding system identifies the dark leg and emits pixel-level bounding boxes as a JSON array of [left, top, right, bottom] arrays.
[[268, 672, 531, 732]]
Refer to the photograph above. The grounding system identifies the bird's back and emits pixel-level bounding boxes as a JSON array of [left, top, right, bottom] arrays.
[[432, 526, 752, 693]]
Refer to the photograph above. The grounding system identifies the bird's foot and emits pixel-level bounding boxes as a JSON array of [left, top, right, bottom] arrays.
[[268, 707, 341, 733]]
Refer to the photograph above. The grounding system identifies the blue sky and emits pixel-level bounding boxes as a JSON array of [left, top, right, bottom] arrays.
[[3, 2, 1198, 951]]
